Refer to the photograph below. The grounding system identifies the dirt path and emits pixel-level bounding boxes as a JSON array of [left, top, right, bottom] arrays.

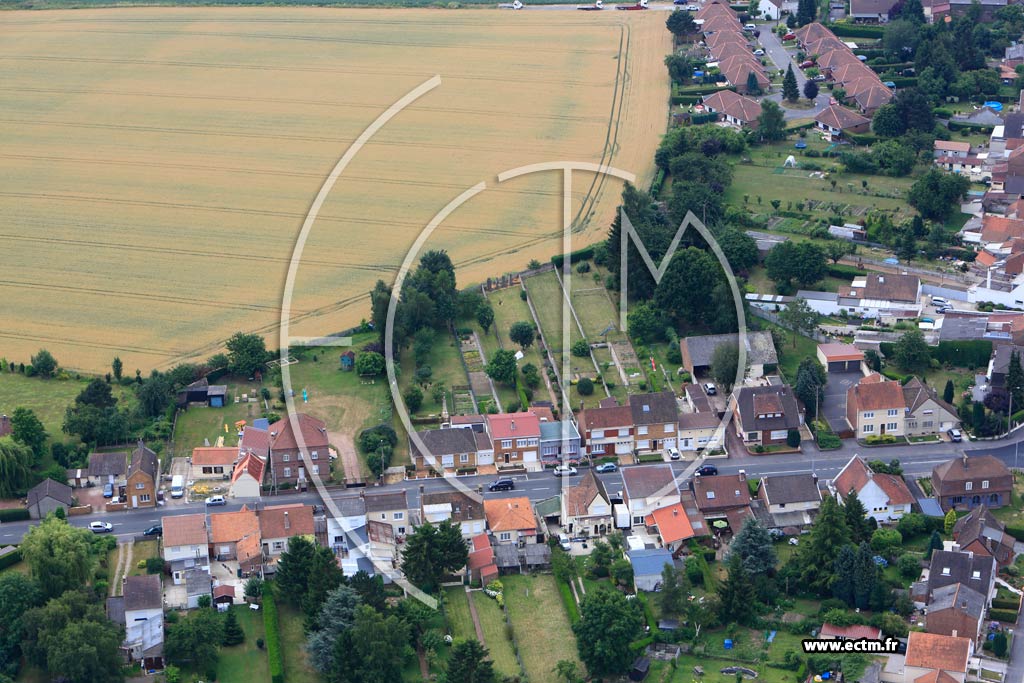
[[465, 588, 486, 644], [110, 540, 135, 597], [328, 430, 362, 486]]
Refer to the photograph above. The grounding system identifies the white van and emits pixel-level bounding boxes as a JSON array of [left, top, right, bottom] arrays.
[[170, 475, 185, 499], [931, 296, 948, 307]]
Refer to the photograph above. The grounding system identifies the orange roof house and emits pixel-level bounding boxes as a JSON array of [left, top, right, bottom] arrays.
[[832, 455, 914, 523], [209, 506, 261, 570], [644, 502, 704, 548], [904, 632, 972, 678], [483, 497, 537, 543]]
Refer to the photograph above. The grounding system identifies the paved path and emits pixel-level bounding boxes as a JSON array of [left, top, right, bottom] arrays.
[[1007, 606, 1024, 683], [465, 587, 486, 643], [756, 22, 831, 120], [328, 430, 362, 486]]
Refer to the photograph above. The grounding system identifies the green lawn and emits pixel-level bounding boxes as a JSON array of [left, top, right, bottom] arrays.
[[567, 271, 625, 343], [481, 285, 547, 410], [759, 321, 817, 383], [218, 606, 270, 683], [285, 338, 404, 470], [444, 586, 477, 642], [523, 271, 582, 357], [127, 540, 159, 577], [171, 378, 266, 456], [470, 591, 521, 679], [502, 574, 583, 681], [277, 604, 319, 683]]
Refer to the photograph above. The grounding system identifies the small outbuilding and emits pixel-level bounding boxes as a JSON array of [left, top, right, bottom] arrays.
[[629, 657, 651, 681], [816, 343, 865, 373], [627, 547, 674, 592], [207, 385, 227, 408], [26, 479, 74, 519], [340, 351, 355, 371]]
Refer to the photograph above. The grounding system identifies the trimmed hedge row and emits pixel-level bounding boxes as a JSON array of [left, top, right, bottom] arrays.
[[992, 597, 1021, 611], [827, 263, 865, 279], [0, 547, 22, 571], [826, 23, 884, 38], [263, 590, 284, 683], [555, 576, 580, 624], [932, 340, 993, 369], [990, 609, 1019, 623], [551, 245, 595, 268], [1005, 525, 1024, 542], [0, 509, 29, 523]]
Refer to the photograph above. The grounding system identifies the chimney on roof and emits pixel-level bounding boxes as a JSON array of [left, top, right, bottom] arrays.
[[511, 420, 516, 432], [284, 511, 290, 530], [963, 453, 969, 468]]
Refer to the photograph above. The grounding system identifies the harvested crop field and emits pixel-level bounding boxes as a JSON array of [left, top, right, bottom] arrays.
[[0, 8, 670, 373]]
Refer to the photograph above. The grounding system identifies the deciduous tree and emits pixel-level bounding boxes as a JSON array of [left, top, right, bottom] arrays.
[[30, 350, 57, 378], [794, 357, 827, 419], [509, 321, 535, 350], [10, 408, 46, 459], [331, 605, 411, 683], [573, 589, 644, 677], [710, 343, 741, 391], [20, 515, 95, 600], [485, 349, 518, 386], [757, 100, 786, 141], [225, 332, 269, 377], [893, 329, 931, 373]]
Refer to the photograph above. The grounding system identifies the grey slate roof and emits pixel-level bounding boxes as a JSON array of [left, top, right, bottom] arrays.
[[539, 420, 580, 442], [735, 385, 801, 433], [329, 494, 367, 517], [928, 582, 986, 620], [939, 315, 991, 342], [123, 575, 162, 612], [629, 391, 679, 425], [759, 473, 821, 506], [622, 463, 679, 500], [26, 478, 73, 507], [421, 490, 485, 523], [411, 427, 478, 458], [88, 451, 128, 478], [927, 550, 995, 597], [363, 490, 408, 513], [681, 331, 778, 369], [628, 548, 675, 577], [184, 568, 212, 597], [128, 441, 159, 480], [106, 596, 126, 626]]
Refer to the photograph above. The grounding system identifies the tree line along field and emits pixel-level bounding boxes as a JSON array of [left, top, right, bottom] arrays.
[[0, 7, 670, 375]]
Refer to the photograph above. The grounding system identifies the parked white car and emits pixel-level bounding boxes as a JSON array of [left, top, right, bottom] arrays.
[[553, 465, 578, 477], [89, 521, 113, 533]]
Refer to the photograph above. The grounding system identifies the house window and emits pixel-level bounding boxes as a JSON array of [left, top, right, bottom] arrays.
[[527, 438, 538, 447], [908, 421, 918, 428], [592, 429, 605, 440], [592, 444, 605, 454], [886, 422, 898, 431], [965, 482, 973, 491], [311, 464, 319, 475], [140, 494, 151, 502], [282, 454, 290, 462], [863, 411, 875, 419], [706, 491, 716, 499], [283, 467, 292, 478], [863, 425, 874, 433], [887, 409, 898, 417], [311, 451, 319, 460], [136, 483, 145, 490], [638, 426, 649, 435], [460, 454, 469, 463], [499, 532, 511, 541], [501, 440, 512, 449], [516, 439, 528, 448], [398, 527, 406, 535], [982, 480, 989, 489], [747, 432, 758, 441], [923, 421, 933, 428], [395, 512, 405, 520], [665, 423, 675, 433], [618, 428, 629, 437], [273, 541, 285, 551], [542, 445, 557, 456], [202, 466, 213, 474]]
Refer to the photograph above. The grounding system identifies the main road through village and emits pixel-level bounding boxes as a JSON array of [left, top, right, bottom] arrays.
[[3, 433, 1022, 544]]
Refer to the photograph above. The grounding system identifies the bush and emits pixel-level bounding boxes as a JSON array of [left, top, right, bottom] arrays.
[[264, 591, 284, 683], [0, 548, 22, 571], [146, 557, 165, 575], [577, 378, 594, 396], [0, 509, 29, 523], [991, 597, 1020, 611], [817, 431, 841, 449], [990, 608, 1019, 623]]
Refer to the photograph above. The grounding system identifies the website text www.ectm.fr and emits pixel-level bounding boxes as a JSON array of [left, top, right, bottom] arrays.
[[801, 638, 901, 654]]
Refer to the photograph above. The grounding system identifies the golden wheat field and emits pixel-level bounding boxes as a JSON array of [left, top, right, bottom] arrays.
[[0, 7, 670, 373]]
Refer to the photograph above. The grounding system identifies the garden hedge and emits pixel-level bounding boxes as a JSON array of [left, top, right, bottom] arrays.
[[826, 23, 884, 38], [0, 509, 29, 523], [0, 548, 22, 571], [932, 340, 992, 369], [263, 590, 284, 683], [551, 245, 594, 268], [827, 264, 865, 279], [990, 609, 1019, 623], [1004, 524, 1024, 542], [992, 597, 1020, 611], [555, 575, 580, 624]]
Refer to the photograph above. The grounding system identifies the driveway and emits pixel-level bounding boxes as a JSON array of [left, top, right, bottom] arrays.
[[756, 23, 831, 120], [821, 371, 861, 434], [1007, 607, 1024, 683]]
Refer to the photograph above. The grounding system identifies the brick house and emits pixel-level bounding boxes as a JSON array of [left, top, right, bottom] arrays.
[[127, 440, 159, 509], [901, 631, 973, 683], [486, 412, 541, 471], [410, 427, 480, 473], [692, 471, 753, 531], [926, 582, 986, 645], [951, 505, 1016, 567], [268, 413, 330, 489], [259, 503, 315, 561], [578, 401, 634, 457], [733, 386, 802, 447], [629, 391, 679, 454], [932, 455, 1013, 512]]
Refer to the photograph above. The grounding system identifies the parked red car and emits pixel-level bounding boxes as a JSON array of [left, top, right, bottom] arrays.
[[783, 32, 796, 40], [799, 60, 815, 68]]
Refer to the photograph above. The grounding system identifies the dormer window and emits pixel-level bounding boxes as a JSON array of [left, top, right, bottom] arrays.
[[942, 567, 951, 576], [972, 571, 981, 579], [707, 491, 716, 499], [642, 405, 650, 412]]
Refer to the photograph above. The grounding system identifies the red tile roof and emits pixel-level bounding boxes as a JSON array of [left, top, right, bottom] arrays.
[[191, 447, 238, 467], [483, 497, 536, 533], [817, 343, 864, 362], [849, 374, 906, 412], [976, 251, 997, 267], [232, 452, 265, 484], [210, 505, 260, 544], [645, 503, 698, 545], [259, 504, 314, 539], [268, 413, 329, 450], [815, 105, 870, 132], [834, 456, 915, 506], [163, 513, 208, 547], [486, 412, 541, 440], [702, 89, 762, 124], [905, 632, 972, 673]]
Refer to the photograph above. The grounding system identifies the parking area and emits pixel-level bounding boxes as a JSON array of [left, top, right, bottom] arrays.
[[821, 372, 861, 434], [74, 484, 111, 512]]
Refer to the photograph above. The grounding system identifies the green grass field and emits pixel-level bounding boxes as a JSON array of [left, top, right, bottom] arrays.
[[484, 285, 549, 409], [470, 591, 521, 679], [567, 271, 625, 343], [218, 607, 270, 683], [171, 378, 266, 456], [523, 272, 582, 357], [444, 586, 477, 642], [127, 541, 159, 577], [278, 604, 319, 683], [398, 333, 467, 417], [502, 574, 583, 681]]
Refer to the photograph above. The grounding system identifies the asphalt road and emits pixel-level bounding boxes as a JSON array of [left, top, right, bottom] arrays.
[[755, 21, 831, 120], [1, 434, 1016, 544]]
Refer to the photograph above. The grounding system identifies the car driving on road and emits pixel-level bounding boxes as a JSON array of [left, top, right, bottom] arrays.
[[205, 495, 226, 506], [488, 478, 515, 492], [89, 521, 113, 533], [595, 462, 617, 473], [553, 465, 578, 477], [696, 465, 719, 476]]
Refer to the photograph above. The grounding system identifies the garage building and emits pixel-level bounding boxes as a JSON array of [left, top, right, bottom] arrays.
[[816, 343, 865, 373]]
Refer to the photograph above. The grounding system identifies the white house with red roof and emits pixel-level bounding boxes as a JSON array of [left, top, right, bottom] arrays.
[[830, 455, 914, 522], [230, 452, 265, 499]]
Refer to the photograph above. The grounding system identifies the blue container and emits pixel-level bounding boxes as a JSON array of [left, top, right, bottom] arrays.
[[984, 101, 1004, 112], [724, 639, 733, 650]]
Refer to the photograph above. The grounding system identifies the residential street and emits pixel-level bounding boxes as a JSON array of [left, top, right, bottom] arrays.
[[755, 22, 831, 120], [0, 431, 1015, 545]]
